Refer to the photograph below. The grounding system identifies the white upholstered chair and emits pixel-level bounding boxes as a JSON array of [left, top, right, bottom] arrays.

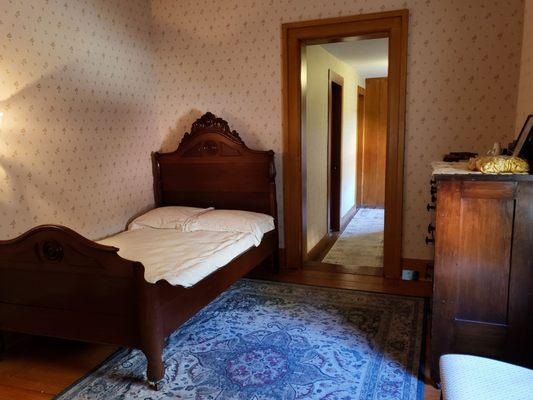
[[440, 354, 533, 400]]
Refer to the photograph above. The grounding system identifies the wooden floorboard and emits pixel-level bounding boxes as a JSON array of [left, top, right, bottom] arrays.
[[0, 336, 117, 400], [304, 260, 384, 277], [252, 268, 433, 297], [0, 271, 437, 399], [0, 384, 52, 400]]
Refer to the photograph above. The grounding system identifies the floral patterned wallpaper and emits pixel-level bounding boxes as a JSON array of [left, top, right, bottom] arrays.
[[516, 0, 532, 131], [0, 0, 526, 260], [152, 0, 524, 259], [0, 0, 158, 239]]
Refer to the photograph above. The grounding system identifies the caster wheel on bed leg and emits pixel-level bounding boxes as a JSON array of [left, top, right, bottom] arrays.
[[148, 380, 163, 391], [144, 346, 165, 391]]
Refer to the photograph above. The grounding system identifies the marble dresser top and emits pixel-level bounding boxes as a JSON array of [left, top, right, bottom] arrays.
[[431, 161, 480, 175]]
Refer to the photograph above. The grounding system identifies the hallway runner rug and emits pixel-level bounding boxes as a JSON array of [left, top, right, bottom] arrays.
[[56, 279, 425, 400], [323, 208, 384, 268]]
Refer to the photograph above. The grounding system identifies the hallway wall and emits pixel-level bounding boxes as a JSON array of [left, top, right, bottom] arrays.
[[305, 45, 364, 252]]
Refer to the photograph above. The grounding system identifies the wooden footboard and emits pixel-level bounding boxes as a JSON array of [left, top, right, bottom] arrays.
[[0, 224, 278, 387], [0, 225, 145, 348]]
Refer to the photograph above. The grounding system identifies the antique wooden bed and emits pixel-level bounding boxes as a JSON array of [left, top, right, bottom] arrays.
[[0, 112, 279, 388]]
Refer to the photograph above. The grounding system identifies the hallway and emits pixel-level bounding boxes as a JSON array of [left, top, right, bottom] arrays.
[[322, 208, 384, 268]]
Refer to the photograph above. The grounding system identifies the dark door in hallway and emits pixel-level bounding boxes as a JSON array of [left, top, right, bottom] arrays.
[[328, 70, 343, 232]]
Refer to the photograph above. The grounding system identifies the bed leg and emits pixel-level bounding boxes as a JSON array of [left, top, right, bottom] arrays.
[[144, 344, 164, 390], [138, 276, 165, 389]]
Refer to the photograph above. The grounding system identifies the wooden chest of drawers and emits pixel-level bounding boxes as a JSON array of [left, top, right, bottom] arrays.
[[430, 174, 533, 383]]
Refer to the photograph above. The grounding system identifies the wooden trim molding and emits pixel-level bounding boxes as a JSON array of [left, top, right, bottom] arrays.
[[306, 233, 336, 262], [340, 204, 358, 231], [306, 204, 357, 262], [282, 10, 409, 279]]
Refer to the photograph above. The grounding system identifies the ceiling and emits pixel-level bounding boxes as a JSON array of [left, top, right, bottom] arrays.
[[321, 38, 389, 79]]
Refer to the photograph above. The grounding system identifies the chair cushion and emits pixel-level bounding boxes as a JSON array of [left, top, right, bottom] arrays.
[[440, 354, 533, 400]]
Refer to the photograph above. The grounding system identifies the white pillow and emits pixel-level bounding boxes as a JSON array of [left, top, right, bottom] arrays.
[[184, 209, 275, 245], [128, 206, 213, 230]]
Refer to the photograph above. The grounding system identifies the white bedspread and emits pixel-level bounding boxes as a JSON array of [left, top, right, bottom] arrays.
[[97, 228, 258, 287]]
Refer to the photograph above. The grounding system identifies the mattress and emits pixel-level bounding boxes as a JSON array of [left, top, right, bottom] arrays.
[[97, 228, 258, 287]]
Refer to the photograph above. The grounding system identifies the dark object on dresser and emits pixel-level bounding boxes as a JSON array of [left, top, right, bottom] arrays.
[[442, 152, 478, 162], [430, 173, 533, 384], [0, 112, 280, 388]]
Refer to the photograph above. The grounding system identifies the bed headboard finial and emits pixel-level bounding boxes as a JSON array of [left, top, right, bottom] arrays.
[[180, 112, 245, 148]]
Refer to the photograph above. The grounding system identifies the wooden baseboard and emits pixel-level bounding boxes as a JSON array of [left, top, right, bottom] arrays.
[[358, 204, 385, 209], [303, 205, 360, 263], [340, 204, 358, 231], [305, 233, 337, 262]]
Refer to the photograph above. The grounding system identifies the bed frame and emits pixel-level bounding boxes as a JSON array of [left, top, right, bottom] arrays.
[[0, 112, 279, 388]]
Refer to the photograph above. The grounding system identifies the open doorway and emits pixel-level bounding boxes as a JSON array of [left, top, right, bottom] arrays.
[[282, 11, 408, 279], [305, 38, 389, 275]]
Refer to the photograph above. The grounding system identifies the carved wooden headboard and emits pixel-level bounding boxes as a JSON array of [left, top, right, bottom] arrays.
[[153, 112, 277, 218]]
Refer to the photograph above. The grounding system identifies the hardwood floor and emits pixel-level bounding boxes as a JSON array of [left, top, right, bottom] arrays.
[[253, 266, 433, 297], [0, 270, 438, 399], [0, 336, 117, 400]]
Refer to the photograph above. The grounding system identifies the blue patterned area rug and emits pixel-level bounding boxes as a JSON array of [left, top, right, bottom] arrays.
[[56, 279, 425, 400]]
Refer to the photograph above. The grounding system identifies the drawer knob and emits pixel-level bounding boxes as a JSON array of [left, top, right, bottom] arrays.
[[427, 203, 436, 211]]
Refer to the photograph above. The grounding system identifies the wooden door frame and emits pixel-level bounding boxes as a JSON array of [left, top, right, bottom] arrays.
[[356, 85, 365, 208], [328, 70, 344, 233], [282, 10, 408, 279]]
